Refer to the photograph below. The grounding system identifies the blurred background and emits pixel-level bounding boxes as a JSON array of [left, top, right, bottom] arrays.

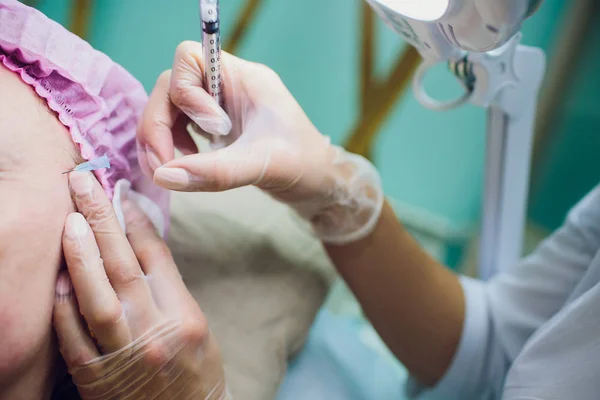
[[25, 0, 600, 398]]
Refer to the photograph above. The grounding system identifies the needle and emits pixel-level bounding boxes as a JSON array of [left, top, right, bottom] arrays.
[[62, 154, 110, 174]]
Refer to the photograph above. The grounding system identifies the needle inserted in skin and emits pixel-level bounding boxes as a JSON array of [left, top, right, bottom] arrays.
[[62, 154, 110, 174]]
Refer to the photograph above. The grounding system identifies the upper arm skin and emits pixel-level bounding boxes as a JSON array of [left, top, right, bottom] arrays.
[[0, 65, 80, 396]]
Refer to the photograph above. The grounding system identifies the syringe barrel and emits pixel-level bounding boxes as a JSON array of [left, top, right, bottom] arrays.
[[200, 0, 223, 107]]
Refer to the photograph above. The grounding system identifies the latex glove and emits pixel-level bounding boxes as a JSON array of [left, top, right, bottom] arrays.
[[53, 171, 229, 400], [137, 41, 383, 245]]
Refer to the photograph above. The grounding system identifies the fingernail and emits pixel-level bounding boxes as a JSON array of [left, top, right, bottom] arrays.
[[55, 271, 73, 302], [209, 136, 227, 150], [146, 145, 163, 172], [66, 213, 90, 239], [201, 117, 232, 137], [184, 108, 232, 137], [154, 167, 195, 190], [69, 171, 94, 195]]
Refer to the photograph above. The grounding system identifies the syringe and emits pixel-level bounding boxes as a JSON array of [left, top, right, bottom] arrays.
[[200, 0, 223, 108]]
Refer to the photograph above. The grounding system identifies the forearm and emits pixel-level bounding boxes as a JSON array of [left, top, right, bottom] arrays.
[[325, 200, 464, 386]]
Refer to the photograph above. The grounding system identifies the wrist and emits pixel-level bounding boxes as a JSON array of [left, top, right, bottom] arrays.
[[290, 145, 384, 245]]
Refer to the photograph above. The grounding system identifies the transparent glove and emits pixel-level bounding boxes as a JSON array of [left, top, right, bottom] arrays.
[[137, 41, 384, 245], [53, 171, 229, 399]]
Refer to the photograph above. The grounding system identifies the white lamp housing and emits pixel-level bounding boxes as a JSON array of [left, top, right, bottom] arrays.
[[366, 0, 535, 61]]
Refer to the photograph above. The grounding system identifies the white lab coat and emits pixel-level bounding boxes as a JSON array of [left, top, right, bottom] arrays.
[[408, 183, 600, 399]]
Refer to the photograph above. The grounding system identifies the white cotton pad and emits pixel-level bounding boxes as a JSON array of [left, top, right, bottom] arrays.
[[112, 179, 166, 237]]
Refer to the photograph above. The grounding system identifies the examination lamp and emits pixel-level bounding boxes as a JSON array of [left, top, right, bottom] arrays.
[[366, 0, 547, 280]]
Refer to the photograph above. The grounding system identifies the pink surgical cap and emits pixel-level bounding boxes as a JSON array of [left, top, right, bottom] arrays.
[[0, 0, 169, 230]]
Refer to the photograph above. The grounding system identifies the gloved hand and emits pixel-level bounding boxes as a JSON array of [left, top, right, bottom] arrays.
[[53, 171, 229, 400], [137, 41, 384, 245]]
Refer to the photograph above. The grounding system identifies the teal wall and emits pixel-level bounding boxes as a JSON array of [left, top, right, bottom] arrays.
[[530, 20, 600, 231], [36, 0, 590, 235]]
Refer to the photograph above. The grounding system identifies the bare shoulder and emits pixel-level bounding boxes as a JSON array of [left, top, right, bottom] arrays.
[[0, 65, 75, 166]]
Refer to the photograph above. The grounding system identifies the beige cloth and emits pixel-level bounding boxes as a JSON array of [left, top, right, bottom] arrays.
[[167, 186, 336, 400]]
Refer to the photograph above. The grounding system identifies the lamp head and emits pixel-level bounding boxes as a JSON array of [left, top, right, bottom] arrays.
[[378, 0, 451, 21], [366, 0, 542, 61]]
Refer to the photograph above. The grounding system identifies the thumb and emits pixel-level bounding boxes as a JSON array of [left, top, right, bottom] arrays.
[[153, 145, 270, 192]]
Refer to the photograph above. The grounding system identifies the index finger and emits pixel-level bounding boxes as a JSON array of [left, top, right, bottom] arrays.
[[69, 171, 151, 302], [168, 41, 231, 138]]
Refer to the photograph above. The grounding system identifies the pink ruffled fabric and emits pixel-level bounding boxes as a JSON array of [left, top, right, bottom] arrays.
[[0, 0, 169, 228]]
